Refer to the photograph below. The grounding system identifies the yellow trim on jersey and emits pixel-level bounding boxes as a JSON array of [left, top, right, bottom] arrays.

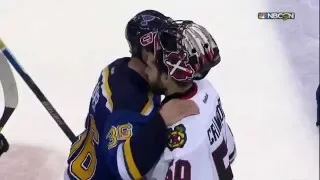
[[140, 92, 154, 116], [0, 39, 6, 50], [68, 130, 87, 158], [102, 67, 113, 112], [123, 138, 142, 179]]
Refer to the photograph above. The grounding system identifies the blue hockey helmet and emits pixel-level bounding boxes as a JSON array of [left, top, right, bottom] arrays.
[[125, 10, 172, 60]]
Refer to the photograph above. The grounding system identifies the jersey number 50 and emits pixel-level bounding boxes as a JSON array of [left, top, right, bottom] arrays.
[[212, 140, 233, 180], [68, 116, 99, 180], [165, 140, 233, 180]]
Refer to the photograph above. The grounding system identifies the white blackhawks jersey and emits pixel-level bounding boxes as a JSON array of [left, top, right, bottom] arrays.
[[146, 79, 236, 180]]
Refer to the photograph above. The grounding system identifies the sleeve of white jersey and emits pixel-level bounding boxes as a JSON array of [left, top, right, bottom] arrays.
[[225, 123, 237, 164]]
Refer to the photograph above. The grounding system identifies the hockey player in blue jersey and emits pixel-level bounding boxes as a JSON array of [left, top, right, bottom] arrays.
[[65, 10, 199, 180]]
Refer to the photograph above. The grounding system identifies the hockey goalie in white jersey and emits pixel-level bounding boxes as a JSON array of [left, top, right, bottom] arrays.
[[149, 81, 235, 180], [142, 20, 236, 179]]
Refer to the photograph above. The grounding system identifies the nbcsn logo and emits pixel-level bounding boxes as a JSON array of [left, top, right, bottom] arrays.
[[258, 12, 295, 20]]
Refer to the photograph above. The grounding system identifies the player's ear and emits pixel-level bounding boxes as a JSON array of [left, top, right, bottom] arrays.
[[141, 48, 149, 63]]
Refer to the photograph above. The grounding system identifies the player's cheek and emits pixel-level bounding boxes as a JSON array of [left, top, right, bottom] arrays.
[[145, 66, 152, 76]]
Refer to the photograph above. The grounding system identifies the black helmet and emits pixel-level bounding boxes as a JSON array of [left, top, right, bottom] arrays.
[[125, 10, 172, 59]]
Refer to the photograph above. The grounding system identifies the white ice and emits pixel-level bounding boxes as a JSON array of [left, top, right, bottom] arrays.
[[0, 0, 318, 179]]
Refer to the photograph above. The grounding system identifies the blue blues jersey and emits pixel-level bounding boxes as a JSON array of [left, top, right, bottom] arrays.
[[66, 57, 161, 180]]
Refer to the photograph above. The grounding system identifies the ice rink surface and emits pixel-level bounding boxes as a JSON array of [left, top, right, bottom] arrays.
[[0, 0, 318, 179]]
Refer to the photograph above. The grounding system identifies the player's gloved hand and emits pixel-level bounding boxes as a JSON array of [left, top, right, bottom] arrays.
[[160, 99, 199, 126], [0, 133, 9, 157]]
